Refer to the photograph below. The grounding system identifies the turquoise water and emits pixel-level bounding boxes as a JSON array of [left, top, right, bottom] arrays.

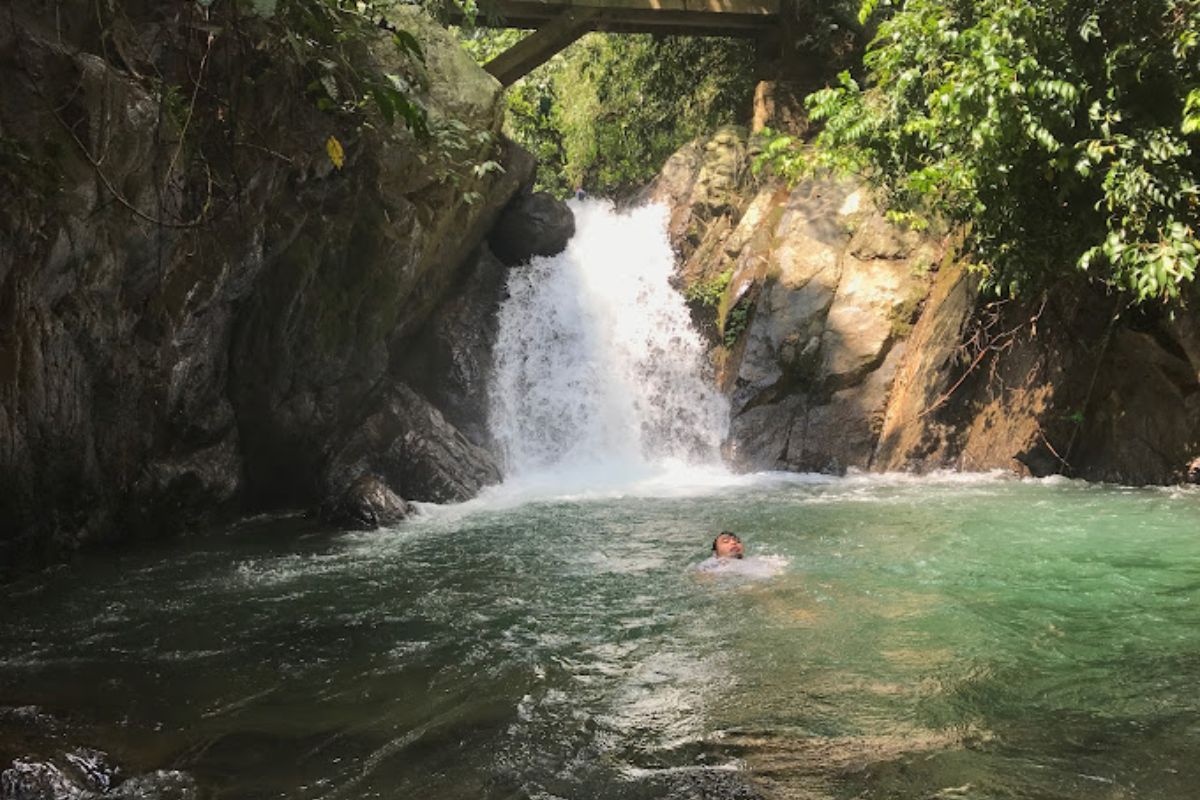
[[2, 472, 1200, 799]]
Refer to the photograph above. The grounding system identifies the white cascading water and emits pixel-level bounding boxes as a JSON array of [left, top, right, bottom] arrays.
[[488, 200, 730, 491]]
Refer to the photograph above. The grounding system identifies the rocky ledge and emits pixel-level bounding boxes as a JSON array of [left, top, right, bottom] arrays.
[[647, 127, 1200, 484]]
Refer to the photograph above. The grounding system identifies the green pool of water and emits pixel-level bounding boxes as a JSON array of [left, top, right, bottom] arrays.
[[3, 472, 1199, 799]]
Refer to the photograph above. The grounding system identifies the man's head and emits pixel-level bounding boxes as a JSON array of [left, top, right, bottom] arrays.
[[712, 531, 744, 559]]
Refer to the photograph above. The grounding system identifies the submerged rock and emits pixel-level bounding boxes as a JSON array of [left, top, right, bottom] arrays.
[[488, 191, 575, 266], [1, 759, 84, 800], [0, 747, 196, 800]]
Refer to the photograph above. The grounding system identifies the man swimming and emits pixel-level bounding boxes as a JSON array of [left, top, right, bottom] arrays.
[[697, 531, 784, 577], [711, 531, 744, 560]]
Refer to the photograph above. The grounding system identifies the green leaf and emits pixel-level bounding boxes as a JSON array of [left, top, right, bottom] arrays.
[[1184, 89, 1200, 135], [371, 85, 395, 125], [858, 0, 881, 26], [392, 31, 424, 61]]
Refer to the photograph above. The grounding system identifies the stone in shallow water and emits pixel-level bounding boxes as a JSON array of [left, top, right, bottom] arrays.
[[63, 749, 120, 794], [1, 759, 84, 800], [0, 745, 198, 800], [109, 770, 198, 799], [321, 473, 414, 530]]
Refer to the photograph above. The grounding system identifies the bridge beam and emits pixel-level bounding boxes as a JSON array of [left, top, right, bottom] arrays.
[[483, 7, 600, 86]]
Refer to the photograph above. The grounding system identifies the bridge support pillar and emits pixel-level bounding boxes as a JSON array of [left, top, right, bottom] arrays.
[[750, 0, 825, 134]]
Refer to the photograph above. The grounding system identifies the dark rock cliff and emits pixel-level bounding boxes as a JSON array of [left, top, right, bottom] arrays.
[[0, 2, 565, 569], [648, 128, 1200, 484]]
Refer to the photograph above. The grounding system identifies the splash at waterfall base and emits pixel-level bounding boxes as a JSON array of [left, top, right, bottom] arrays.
[[488, 199, 730, 491]]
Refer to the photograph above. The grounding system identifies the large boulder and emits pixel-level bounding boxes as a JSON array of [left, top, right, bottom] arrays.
[[227, 8, 528, 508], [637, 125, 751, 262], [395, 245, 508, 449], [488, 191, 575, 266], [651, 144, 931, 473]]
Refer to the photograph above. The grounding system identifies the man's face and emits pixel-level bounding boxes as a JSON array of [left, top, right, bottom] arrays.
[[714, 533, 744, 559]]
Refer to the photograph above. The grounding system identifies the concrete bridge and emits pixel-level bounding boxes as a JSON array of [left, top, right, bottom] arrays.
[[449, 0, 783, 86]]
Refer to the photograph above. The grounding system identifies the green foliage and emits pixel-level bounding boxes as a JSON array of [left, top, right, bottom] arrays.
[[255, 0, 432, 138], [457, 26, 524, 63], [762, 0, 1200, 303], [59, 0, 498, 229], [1184, 88, 1200, 135], [684, 268, 733, 308], [683, 268, 753, 347], [460, 31, 755, 195], [751, 129, 807, 183], [505, 72, 573, 196], [722, 296, 752, 348], [246, 0, 504, 185]]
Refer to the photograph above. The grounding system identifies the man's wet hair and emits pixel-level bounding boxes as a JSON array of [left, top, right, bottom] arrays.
[[711, 531, 741, 553]]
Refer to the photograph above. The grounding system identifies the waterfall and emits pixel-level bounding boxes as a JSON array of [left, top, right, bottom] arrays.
[[488, 200, 730, 487]]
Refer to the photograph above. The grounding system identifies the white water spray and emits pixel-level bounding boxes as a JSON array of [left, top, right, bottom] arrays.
[[488, 200, 730, 490]]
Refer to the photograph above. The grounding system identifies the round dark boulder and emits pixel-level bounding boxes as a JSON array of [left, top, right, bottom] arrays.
[[487, 191, 576, 266]]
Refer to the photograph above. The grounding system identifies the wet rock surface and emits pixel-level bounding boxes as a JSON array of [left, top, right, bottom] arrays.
[[319, 473, 414, 530], [487, 190, 575, 266], [395, 245, 509, 449]]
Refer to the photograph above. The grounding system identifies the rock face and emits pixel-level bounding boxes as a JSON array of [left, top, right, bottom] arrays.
[[395, 245, 510, 449], [874, 273, 1200, 484], [487, 190, 575, 266], [322, 382, 500, 528], [0, 3, 533, 568], [654, 129, 1200, 483]]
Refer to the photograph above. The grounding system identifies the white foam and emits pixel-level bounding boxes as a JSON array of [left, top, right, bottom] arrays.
[[695, 555, 790, 579], [406, 468, 1024, 526], [488, 199, 730, 484]]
